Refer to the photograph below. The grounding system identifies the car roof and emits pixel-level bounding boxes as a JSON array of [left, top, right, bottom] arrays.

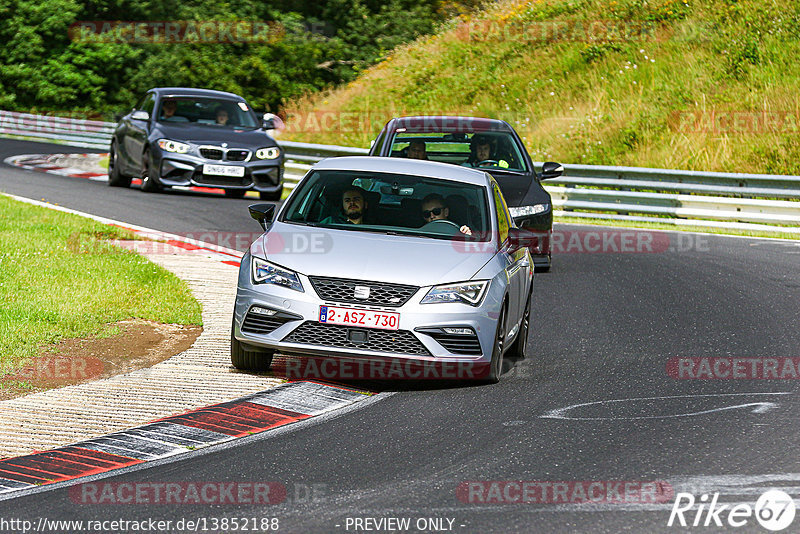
[[150, 87, 246, 100], [388, 116, 514, 133], [312, 156, 492, 186]]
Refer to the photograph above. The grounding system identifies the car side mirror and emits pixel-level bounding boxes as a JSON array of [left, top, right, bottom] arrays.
[[130, 110, 150, 121], [541, 161, 564, 180], [507, 227, 539, 253], [262, 113, 277, 130], [249, 203, 276, 230]]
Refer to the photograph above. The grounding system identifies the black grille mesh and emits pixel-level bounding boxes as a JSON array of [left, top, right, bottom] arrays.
[[425, 332, 482, 355], [200, 148, 223, 160], [283, 322, 430, 356], [226, 150, 249, 161], [309, 277, 418, 307]]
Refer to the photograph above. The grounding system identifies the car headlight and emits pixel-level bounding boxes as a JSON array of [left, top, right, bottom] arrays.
[[421, 280, 489, 306], [157, 139, 190, 154], [255, 147, 280, 160], [509, 203, 550, 218], [252, 257, 303, 292]]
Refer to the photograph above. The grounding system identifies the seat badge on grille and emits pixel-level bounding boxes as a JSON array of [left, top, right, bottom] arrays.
[[354, 285, 370, 299]]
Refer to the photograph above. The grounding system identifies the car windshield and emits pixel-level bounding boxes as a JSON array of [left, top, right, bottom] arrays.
[[388, 130, 528, 172], [156, 97, 258, 128], [282, 170, 491, 241]]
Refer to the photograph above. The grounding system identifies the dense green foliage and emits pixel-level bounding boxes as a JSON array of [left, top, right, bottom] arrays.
[[0, 0, 470, 116]]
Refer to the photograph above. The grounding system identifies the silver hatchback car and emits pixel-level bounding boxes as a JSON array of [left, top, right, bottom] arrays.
[[232, 156, 534, 382]]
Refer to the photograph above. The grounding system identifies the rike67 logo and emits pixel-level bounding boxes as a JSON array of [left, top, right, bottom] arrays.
[[668, 490, 796, 531]]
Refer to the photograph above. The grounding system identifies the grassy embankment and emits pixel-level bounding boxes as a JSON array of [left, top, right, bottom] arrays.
[[0, 195, 202, 392], [279, 0, 800, 237], [283, 0, 800, 172]]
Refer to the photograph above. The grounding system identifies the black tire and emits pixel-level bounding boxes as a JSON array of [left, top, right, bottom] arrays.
[[507, 289, 532, 360], [224, 189, 247, 199], [486, 304, 507, 383], [140, 147, 161, 193], [107, 143, 131, 188], [231, 331, 275, 372], [259, 187, 283, 201]]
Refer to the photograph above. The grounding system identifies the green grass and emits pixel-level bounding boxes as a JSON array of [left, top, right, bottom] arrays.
[[0, 196, 202, 379], [282, 0, 800, 174], [555, 215, 800, 240]]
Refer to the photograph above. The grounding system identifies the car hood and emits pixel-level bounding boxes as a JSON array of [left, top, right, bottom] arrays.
[[154, 123, 277, 147], [250, 222, 495, 287]]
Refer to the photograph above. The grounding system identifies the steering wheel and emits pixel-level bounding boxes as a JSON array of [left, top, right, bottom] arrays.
[[422, 219, 461, 234], [427, 219, 460, 228], [476, 159, 499, 167]]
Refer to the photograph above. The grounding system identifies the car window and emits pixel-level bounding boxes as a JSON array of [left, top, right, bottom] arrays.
[[388, 131, 528, 172], [140, 94, 155, 115], [156, 97, 258, 128], [282, 170, 491, 241], [492, 184, 511, 244]]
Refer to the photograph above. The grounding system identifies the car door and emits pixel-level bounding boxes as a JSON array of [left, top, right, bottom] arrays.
[[123, 93, 155, 172], [492, 181, 526, 338]]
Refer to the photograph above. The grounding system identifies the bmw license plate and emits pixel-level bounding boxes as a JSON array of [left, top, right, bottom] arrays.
[[319, 306, 399, 330], [203, 164, 245, 177]]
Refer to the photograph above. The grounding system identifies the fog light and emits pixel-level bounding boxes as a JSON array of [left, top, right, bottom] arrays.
[[250, 306, 277, 316], [443, 327, 474, 335]]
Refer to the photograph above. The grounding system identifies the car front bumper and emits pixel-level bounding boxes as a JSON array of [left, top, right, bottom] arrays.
[[232, 253, 505, 379], [153, 150, 283, 193]]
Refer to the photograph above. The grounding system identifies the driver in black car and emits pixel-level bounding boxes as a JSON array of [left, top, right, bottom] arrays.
[[421, 194, 472, 235], [465, 134, 509, 169]]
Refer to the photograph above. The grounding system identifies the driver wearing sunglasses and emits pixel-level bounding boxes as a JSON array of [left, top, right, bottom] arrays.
[[421, 194, 472, 236]]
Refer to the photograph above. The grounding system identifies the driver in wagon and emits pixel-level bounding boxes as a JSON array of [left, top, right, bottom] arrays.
[[465, 133, 509, 169]]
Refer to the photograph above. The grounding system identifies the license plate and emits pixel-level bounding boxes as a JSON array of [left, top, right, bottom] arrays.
[[203, 164, 245, 177], [319, 306, 399, 330]]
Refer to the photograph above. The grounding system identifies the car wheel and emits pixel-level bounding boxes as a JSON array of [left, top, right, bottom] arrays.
[[259, 187, 283, 201], [224, 189, 247, 199], [507, 289, 531, 360], [486, 304, 507, 383], [140, 147, 161, 193], [107, 142, 131, 188], [231, 323, 274, 372]]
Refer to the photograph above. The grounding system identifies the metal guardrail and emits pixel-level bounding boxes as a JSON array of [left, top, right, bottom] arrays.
[[1, 110, 798, 232]]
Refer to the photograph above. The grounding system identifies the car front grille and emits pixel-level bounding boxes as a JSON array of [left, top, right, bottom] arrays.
[[283, 322, 431, 356], [226, 149, 249, 161], [200, 148, 224, 160], [308, 277, 419, 307], [198, 147, 251, 161], [241, 309, 297, 335]]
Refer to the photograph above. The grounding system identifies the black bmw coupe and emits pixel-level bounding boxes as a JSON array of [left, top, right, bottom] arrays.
[[109, 87, 284, 199]]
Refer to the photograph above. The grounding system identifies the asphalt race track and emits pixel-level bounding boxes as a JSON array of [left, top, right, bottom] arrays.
[[2, 139, 800, 533]]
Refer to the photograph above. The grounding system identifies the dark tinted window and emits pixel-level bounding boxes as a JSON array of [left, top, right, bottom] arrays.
[[283, 170, 490, 240]]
